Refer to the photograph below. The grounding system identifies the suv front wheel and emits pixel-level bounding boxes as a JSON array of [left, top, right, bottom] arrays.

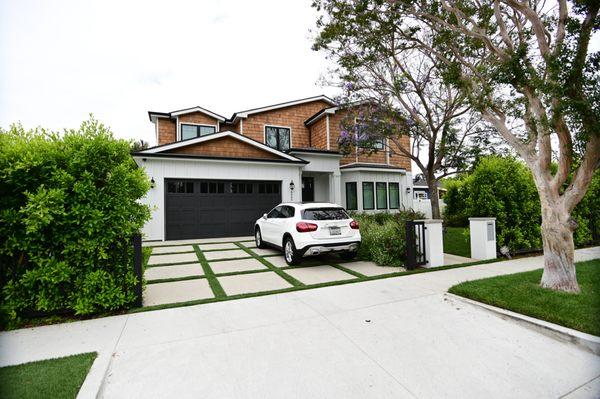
[[255, 227, 266, 249], [283, 236, 301, 266]]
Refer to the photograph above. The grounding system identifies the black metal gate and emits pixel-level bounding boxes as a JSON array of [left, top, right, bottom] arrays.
[[405, 221, 427, 270]]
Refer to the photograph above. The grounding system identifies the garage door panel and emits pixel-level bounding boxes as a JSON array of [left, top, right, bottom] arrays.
[[165, 179, 281, 240]]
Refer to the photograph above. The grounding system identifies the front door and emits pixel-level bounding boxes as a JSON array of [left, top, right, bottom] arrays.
[[302, 177, 314, 202]]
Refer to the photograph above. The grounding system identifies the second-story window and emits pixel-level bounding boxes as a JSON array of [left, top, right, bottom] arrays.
[[181, 124, 216, 140], [265, 126, 291, 151]]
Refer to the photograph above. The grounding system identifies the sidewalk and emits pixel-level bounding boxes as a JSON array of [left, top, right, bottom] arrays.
[[1, 247, 599, 398]]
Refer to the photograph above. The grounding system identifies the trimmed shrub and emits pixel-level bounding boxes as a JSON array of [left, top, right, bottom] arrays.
[[443, 156, 599, 251], [351, 210, 425, 267], [0, 118, 151, 326]]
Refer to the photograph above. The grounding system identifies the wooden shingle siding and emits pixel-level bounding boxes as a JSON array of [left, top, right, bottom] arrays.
[[164, 136, 281, 160], [157, 118, 177, 145], [241, 100, 331, 148], [178, 112, 220, 126]]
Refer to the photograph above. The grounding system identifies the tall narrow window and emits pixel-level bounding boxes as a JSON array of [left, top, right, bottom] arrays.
[[376, 182, 388, 209], [389, 183, 400, 209], [362, 182, 374, 210], [345, 182, 357, 210], [180, 124, 216, 140], [265, 126, 291, 151]]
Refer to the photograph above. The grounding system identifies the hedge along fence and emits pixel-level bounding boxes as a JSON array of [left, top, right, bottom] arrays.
[[350, 210, 425, 267], [443, 156, 600, 252], [0, 118, 151, 327]]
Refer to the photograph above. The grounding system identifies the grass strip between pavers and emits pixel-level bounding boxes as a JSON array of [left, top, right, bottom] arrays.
[[234, 242, 304, 287], [0, 352, 97, 399], [193, 245, 226, 298], [328, 263, 367, 279]]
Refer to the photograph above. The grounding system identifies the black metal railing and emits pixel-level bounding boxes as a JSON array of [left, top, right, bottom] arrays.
[[405, 221, 427, 270], [132, 233, 143, 307]]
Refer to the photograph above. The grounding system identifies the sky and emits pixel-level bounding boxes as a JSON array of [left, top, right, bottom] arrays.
[[0, 0, 337, 145]]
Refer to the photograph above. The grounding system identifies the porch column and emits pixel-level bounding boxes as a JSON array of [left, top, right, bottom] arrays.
[[330, 172, 341, 205]]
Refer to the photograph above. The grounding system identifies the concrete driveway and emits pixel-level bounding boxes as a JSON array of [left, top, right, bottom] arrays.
[[142, 236, 406, 307], [1, 247, 598, 399]]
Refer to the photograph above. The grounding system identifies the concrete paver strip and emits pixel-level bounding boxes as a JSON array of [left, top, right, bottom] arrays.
[[264, 256, 289, 268], [209, 258, 268, 274], [218, 272, 293, 296], [285, 265, 357, 285], [148, 252, 199, 265], [143, 236, 253, 247], [198, 243, 239, 251], [203, 249, 252, 261], [144, 264, 204, 281], [143, 279, 213, 306], [342, 261, 403, 276], [150, 245, 195, 255], [250, 248, 281, 256], [443, 253, 476, 265]]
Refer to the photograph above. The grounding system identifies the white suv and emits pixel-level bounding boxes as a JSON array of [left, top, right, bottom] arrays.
[[254, 202, 361, 266]]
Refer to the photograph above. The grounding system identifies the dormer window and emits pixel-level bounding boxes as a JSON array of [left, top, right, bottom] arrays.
[[181, 124, 216, 140], [265, 126, 291, 151]]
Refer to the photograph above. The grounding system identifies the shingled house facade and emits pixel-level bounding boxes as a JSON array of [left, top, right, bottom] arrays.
[[133, 95, 413, 240]]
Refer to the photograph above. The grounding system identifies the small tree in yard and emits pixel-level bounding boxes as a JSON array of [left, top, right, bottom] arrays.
[[0, 117, 151, 326], [382, 0, 599, 292], [312, 1, 497, 218]]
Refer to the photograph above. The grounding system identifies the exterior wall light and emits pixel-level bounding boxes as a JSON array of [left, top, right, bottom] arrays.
[[150, 177, 155, 189], [406, 187, 411, 194], [289, 181, 295, 191]]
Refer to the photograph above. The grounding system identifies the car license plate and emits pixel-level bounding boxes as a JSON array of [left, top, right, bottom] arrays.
[[329, 226, 341, 236]]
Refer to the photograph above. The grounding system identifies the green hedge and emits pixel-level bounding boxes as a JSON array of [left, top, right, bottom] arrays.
[[443, 156, 600, 251], [351, 210, 424, 267], [0, 118, 151, 326]]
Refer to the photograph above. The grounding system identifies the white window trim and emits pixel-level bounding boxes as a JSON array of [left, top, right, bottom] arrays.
[[264, 124, 293, 151], [177, 119, 218, 141]]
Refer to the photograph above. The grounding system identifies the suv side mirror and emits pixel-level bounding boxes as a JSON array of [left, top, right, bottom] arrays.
[[262, 213, 268, 220]]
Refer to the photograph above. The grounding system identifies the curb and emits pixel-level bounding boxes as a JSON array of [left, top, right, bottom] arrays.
[[444, 293, 600, 356]]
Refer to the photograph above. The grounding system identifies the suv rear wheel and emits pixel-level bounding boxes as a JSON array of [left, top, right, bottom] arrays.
[[283, 236, 301, 266]]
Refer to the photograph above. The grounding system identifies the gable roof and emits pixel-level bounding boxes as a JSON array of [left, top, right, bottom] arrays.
[[135, 131, 307, 163], [227, 95, 336, 123], [148, 106, 226, 122]]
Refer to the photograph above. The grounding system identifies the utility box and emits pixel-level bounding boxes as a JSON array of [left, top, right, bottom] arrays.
[[469, 217, 497, 260], [415, 219, 444, 267]]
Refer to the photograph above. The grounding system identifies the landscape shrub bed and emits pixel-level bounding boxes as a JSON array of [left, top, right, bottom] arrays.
[[0, 118, 150, 327], [443, 156, 600, 252], [351, 210, 424, 267]]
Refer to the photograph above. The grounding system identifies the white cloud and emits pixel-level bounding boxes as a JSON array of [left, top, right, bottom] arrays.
[[0, 0, 337, 144]]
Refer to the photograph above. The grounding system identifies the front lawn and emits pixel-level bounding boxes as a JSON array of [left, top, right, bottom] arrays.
[[449, 259, 600, 336], [0, 352, 97, 399], [443, 227, 471, 258]]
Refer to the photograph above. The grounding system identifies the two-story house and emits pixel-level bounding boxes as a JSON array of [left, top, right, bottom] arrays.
[[133, 95, 413, 241]]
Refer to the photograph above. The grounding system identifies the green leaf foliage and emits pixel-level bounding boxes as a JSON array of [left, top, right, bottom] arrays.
[[444, 156, 599, 251], [350, 210, 425, 267], [0, 117, 151, 326]]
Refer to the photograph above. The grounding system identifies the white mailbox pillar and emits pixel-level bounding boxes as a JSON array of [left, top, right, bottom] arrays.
[[415, 219, 444, 268], [469, 217, 497, 260]]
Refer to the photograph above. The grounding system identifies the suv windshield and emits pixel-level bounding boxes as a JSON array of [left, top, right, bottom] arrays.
[[302, 208, 350, 221]]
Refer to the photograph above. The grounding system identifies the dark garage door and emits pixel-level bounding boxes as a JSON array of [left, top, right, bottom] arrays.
[[165, 179, 282, 240]]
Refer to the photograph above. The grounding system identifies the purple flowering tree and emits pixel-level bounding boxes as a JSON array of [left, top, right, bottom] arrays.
[[312, 2, 496, 219]]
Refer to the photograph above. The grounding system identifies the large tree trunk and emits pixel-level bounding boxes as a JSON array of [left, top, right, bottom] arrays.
[[539, 200, 580, 293], [427, 177, 441, 219]]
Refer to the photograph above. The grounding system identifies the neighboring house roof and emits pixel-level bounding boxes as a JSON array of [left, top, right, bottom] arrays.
[[134, 130, 307, 164], [148, 106, 226, 122], [412, 177, 447, 190]]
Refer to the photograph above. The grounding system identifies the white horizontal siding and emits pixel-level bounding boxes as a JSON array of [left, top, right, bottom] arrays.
[[134, 157, 303, 241]]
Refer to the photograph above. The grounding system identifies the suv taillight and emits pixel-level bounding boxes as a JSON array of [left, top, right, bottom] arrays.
[[296, 222, 318, 232], [350, 220, 359, 230]]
